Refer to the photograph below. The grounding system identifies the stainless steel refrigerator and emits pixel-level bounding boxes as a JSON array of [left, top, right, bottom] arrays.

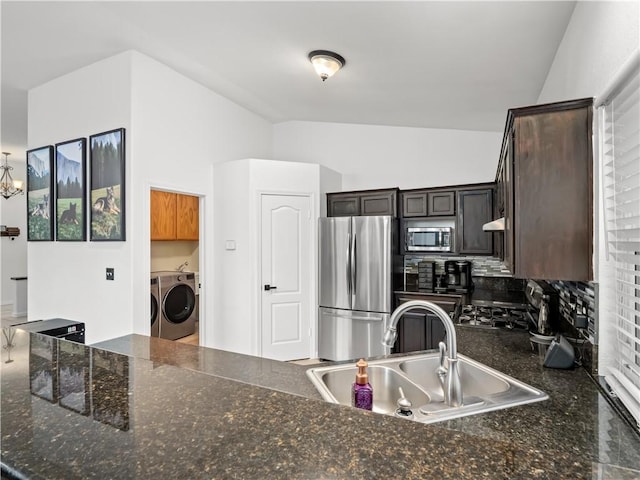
[[318, 215, 395, 361]]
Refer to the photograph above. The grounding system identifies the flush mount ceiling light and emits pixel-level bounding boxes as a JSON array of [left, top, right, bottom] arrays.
[[0, 152, 24, 200], [308, 50, 345, 82]]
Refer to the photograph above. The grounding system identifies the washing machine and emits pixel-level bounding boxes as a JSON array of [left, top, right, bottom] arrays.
[[150, 276, 160, 337], [153, 271, 197, 340]]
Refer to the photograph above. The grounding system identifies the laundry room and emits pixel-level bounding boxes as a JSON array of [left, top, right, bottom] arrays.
[[150, 189, 201, 345]]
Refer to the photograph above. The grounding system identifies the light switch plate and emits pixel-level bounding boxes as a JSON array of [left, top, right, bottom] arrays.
[[106, 268, 115, 281], [225, 240, 236, 251]]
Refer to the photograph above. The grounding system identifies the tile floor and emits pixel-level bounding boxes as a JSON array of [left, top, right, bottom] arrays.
[[1, 304, 26, 328], [175, 323, 199, 346]]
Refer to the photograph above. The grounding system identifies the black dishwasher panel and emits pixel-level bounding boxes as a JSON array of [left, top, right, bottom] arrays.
[[12, 318, 85, 344]]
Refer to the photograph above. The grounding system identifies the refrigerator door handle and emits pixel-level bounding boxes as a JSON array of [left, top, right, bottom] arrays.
[[331, 313, 385, 322], [346, 233, 352, 299], [351, 231, 357, 307]]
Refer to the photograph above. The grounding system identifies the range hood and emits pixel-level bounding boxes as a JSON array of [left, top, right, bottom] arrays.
[[482, 217, 505, 232]]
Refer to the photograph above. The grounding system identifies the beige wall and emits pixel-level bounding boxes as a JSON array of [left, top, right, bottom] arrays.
[[150, 241, 199, 273]]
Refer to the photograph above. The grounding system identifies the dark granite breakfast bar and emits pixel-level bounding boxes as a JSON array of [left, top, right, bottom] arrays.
[[2, 324, 639, 479]]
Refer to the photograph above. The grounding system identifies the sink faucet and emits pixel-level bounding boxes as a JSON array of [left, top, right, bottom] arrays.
[[176, 261, 189, 272], [383, 300, 463, 407]]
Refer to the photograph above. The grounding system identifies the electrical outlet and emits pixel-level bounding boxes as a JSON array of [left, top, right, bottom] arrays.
[[106, 268, 115, 281]]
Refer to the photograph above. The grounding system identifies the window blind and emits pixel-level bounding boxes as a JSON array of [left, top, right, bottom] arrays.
[[598, 52, 640, 427]]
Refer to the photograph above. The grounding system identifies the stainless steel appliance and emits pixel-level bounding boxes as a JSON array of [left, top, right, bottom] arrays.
[[318, 216, 395, 361], [406, 226, 453, 252], [456, 305, 529, 330], [153, 271, 197, 340], [435, 260, 473, 293], [150, 276, 160, 337], [525, 279, 559, 336]]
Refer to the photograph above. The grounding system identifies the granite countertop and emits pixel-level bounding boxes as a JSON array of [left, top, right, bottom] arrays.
[[2, 327, 640, 479]]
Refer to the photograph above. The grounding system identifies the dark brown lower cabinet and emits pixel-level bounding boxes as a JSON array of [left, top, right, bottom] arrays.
[[394, 311, 447, 353]]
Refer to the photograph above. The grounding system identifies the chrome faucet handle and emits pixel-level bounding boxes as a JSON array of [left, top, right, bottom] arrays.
[[437, 341, 447, 372]]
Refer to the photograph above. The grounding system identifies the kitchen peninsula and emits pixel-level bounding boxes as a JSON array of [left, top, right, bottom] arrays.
[[2, 326, 639, 479]]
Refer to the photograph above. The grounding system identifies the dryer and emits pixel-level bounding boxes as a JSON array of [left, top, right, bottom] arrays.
[[150, 276, 160, 337], [153, 271, 197, 340]]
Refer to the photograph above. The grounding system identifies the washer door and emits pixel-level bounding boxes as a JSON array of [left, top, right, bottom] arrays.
[[163, 284, 196, 324], [151, 293, 158, 327]]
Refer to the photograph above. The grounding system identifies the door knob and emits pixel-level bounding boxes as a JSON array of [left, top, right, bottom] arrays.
[[264, 284, 278, 291]]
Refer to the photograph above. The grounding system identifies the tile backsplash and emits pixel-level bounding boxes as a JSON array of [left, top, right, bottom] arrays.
[[404, 255, 512, 277], [549, 280, 598, 375]]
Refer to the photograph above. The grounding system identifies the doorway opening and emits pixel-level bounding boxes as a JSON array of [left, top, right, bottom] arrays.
[[150, 188, 202, 345]]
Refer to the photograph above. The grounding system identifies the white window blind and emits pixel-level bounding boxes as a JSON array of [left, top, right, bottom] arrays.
[[598, 51, 640, 427]]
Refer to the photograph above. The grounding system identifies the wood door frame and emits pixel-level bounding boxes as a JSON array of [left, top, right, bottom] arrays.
[[255, 190, 316, 359]]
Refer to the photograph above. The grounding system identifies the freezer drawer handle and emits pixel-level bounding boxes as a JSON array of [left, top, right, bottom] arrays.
[[264, 284, 278, 291], [332, 314, 384, 322]]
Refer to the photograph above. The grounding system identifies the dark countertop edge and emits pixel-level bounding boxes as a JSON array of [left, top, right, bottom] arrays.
[[394, 288, 529, 308], [592, 374, 640, 439], [1, 460, 35, 480], [5, 330, 640, 477]]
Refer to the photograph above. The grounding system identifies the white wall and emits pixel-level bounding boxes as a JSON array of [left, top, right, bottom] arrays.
[[27, 51, 273, 344], [273, 121, 502, 191], [28, 52, 133, 343], [212, 159, 251, 353], [129, 52, 272, 345], [0, 157, 28, 306], [537, 1, 639, 104], [212, 158, 339, 356]]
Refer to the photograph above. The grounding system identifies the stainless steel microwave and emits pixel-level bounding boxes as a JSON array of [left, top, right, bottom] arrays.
[[406, 227, 453, 252]]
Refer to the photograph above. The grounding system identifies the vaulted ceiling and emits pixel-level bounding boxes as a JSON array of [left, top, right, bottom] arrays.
[[1, 1, 576, 158]]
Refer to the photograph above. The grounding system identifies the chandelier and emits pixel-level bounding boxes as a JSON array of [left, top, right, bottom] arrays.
[[0, 152, 24, 200]]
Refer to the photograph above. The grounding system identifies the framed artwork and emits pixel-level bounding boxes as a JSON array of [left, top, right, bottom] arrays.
[[55, 138, 86, 241], [26, 145, 54, 241], [89, 128, 125, 241]]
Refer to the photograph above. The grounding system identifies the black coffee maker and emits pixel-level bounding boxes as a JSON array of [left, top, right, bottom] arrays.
[[443, 260, 473, 293]]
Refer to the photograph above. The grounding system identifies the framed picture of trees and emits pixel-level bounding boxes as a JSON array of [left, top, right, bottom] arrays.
[[26, 145, 54, 241], [89, 128, 125, 241], [55, 138, 86, 241]]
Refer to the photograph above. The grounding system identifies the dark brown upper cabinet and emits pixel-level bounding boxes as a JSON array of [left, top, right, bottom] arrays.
[[401, 190, 455, 217], [327, 193, 360, 217], [457, 188, 493, 255], [402, 191, 429, 217], [428, 191, 455, 216], [327, 188, 398, 217], [497, 98, 593, 281]]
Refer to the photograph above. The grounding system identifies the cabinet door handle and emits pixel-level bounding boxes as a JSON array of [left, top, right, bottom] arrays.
[[264, 285, 277, 291]]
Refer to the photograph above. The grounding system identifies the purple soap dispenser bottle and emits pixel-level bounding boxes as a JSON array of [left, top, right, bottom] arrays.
[[352, 359, 373, 411]]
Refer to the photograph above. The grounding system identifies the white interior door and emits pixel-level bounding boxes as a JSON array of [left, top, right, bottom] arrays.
[[261, 194, 312, 361]]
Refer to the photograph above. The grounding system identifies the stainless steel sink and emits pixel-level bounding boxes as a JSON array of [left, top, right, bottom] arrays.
[[317, 365, 430, 415], [306, 353, 548, 424], [399, 356, 510, 398]]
